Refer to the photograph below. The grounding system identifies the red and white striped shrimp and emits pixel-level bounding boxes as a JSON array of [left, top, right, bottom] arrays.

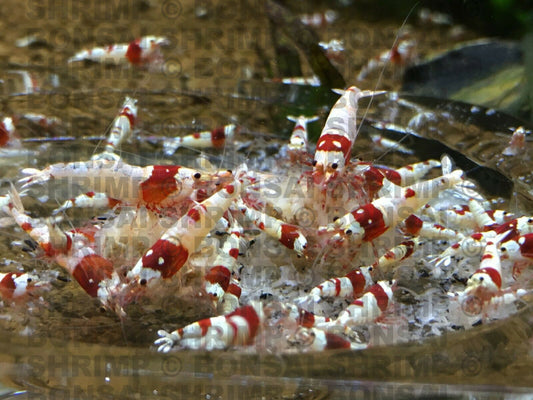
[[301, 266, 373, 304], [327, 280, 395, 328], [331, 169, 464, 244], [499, 233, 533, 263], [450, 239, 509, 315], [0, 272, 46, 301], [204, 218, 248, 309], [372, 238, 422, 274], [376, 159, 442, 186], [20, 159, 232, 213], [92, 97, 138, 161], [68, 36, 169, 68], [449, 286, 528, 318], [436, 211, 533, 268], [155, 301, 265, 351], [490, 210, 518, 225], [423, 202, 515, 232], [400, 214, 463, 241], [127, 181, 242, 286], [357, 37, 417, 81], [422, 204, 477, 230], [313, 86, 383, 184], [156, 300, 350, 351], [236, 199, 307, 256], [6, 188, 115, 298], [286, 115, 319, 156], [288, 327, 358, 351], [468, 198, 500, 230], [434, 231, 494, 269], [286, 304, 332, 328], [349, 159, 441, 201], [302, 239, 420, 305], [163, 124, 237, 156], [501, 216, 533, 238], [463, 240, 503, 302]]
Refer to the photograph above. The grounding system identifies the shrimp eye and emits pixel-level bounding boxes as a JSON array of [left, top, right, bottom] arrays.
[[194, 172, 201, 179], [312, 160, 317, 166], [140, 278, 147, 285], [331, 163, 338, 170], [345, 229, 352, 235]]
